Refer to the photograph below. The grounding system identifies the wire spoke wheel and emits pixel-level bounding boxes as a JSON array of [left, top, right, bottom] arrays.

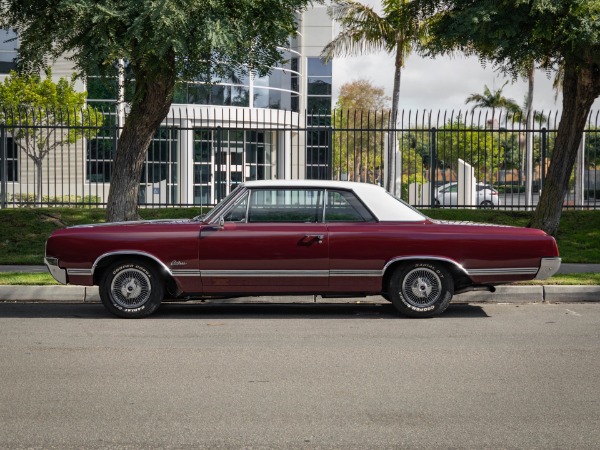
[[389, 262, 454, 318], [100, 260, 165, 318], [110, 268, 152, 309], [401, 267, 442, 308]]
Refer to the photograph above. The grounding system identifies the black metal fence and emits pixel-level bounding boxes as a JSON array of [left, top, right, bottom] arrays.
[[1, 107, 599, 210]]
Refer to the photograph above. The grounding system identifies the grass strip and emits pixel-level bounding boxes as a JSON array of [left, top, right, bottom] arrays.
[[0, 272, 59, 285], [1, 272, 599, 286]]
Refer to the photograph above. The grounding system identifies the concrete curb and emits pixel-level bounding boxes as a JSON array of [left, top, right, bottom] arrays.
[[0, 285, 99, 302], [1, 284, 600, 304], [455, 285, 544, 303], [543, 285, 600, 302]]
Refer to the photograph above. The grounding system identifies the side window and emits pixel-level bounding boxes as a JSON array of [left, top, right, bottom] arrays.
[[222, 192, 248, 222], [0, 29, 18, 74], [325, 190, 374, 222], [248, 189, 324, 223]]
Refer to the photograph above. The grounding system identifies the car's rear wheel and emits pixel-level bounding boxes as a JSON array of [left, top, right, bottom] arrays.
[[388, 262, 454, 318], [99, 260, 164, 318], [479, 200, 494, 208]]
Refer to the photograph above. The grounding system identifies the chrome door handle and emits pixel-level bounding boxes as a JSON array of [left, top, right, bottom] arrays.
[[304, 234, 324, 244]]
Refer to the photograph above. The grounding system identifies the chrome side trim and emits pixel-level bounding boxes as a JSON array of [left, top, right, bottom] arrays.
[[467, 268, 539, 276], [201, 270, 329, 278], [67, 268, 93, 276], [535, 257, 562, 280], [330, 269, 382, 277], [382, 256, 468, 276], [91, 251, 173, 277], [171, 269, 382, 278], [172, 270, 202, 277]]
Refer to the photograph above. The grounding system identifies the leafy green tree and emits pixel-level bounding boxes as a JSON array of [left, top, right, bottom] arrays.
[[397, 131, 427, 200], [0, 70, 102, 203], [435, 119, 498, 182], [416, 0, 600, 235], [333, 80, 390, 183], [322, 0, 426, 192], [1, 0, 315, 221]]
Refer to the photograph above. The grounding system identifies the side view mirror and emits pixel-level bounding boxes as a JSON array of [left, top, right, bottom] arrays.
[[218, 216, 225, 229]]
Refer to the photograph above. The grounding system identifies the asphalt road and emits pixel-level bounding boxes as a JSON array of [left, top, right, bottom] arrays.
[[1, 302, 599, 449]]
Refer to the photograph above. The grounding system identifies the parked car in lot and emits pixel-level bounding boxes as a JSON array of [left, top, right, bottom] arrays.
[[435, 182, 501, 207], [45, 180, 560, 318]]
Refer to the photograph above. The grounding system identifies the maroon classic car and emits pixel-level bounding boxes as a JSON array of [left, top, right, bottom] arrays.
[[45, 180, 561, 318]]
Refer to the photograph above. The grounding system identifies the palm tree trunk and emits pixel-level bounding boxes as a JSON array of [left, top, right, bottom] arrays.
[[525, 64, 535, 206], [387, 44, 403, 193], [529, 63, 600, 235]]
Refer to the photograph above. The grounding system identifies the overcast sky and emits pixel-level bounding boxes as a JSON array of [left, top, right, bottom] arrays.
[[330, 1, 600, 114]]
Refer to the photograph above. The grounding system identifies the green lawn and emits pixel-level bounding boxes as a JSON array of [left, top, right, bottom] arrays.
[[0, 207, 599, 265]]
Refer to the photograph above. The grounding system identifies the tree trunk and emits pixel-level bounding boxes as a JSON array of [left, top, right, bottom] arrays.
[[386, 43, 402, 193], [529, 63, 600, 235], [106, 55, 176, 222], [35, 158, 42, 205]]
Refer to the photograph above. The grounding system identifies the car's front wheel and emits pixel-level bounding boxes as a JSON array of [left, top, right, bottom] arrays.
[[388, 262, 454, 318], [99, 260, 164, 318]]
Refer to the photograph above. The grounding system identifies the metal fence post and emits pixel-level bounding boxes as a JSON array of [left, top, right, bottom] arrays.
[[1, 122, 6, 209], [540, 127, 547, 193], [430, 127, 437, 207], [325, 125, 332, 181], [575, 132, 586, 208]]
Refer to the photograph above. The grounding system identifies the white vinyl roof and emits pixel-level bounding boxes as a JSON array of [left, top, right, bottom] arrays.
[[242, 180, 427, 222]]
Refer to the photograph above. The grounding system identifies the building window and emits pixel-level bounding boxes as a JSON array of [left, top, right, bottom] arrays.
[[86, 123, 116, 183], [0, 136, 19, 182], [193, 128, 275, 205], [0, 29, 18, 74], [305, 58, 332, 180], [176, 82, 251, 107], [306, 58, 332, 114], [86, 127, 179, 204]]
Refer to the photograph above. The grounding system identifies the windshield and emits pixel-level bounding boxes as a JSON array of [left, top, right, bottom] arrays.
[[193, 185, 245, 222]]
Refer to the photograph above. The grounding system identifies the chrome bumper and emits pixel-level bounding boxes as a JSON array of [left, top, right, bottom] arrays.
[[44, 257, 67, 285], [535, 257, 562, 280]]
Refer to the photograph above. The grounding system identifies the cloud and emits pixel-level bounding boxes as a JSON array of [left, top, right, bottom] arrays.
[[330, 0, 600, 113], [333, 52, 587, 113]]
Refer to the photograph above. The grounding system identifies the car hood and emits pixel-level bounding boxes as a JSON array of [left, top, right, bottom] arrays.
[[66, 219, 195, 229]]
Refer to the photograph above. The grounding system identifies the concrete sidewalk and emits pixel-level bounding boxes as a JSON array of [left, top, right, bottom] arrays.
[[1, 284, 600, 304]]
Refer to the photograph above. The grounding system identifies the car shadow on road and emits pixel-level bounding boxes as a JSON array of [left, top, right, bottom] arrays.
[[0, 301, 489, 319]]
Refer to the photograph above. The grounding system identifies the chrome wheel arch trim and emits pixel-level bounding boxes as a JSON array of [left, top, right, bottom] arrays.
[[383, 256, 468, 277], [91, 251, 174, 278]]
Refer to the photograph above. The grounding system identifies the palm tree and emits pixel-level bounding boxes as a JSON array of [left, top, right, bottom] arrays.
[[467, 82, 544, 197], [322, 0, 426, 192], [465, 81, 521, 115]]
